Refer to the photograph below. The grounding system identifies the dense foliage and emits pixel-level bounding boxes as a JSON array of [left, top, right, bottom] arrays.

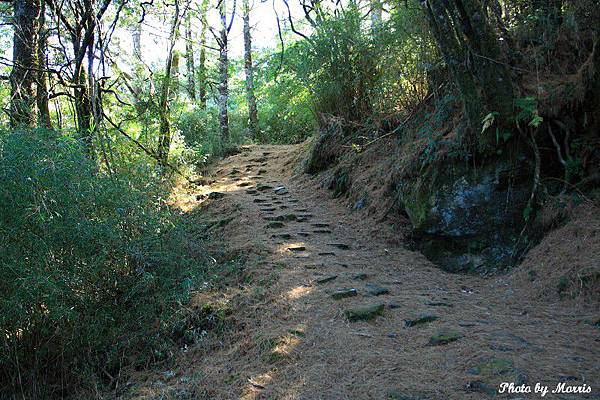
[[0, 130, 214, 397]]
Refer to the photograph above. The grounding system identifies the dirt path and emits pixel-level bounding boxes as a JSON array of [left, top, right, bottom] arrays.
[[141, 144, 599, 400]]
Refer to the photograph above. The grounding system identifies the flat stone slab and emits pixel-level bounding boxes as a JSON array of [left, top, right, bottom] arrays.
[[427, 329, 463, 346], [328, 243, 350, 250], [257, 184, 273, 191], [273, 186, 289, 195], [345, 303, 384, 322], [208, 191, 226, 199], [315, 275, 337, 284], [426, 301, 454, 307], [366, 283, 390, 296], [288, 246, 306, 252], [404, 314, 439, 328], [331, 288, 358, 300], [272, 233, 292, 240]]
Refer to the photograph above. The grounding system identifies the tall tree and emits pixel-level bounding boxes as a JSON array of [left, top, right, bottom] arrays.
[[185, 12, 196, 100], [242, 0, 258, 138], [197, 0, 209, 109], [10, 0, 41, 127], [218, 0, 229, 141], [36, 0, 51, 128], [157, 0, 183, 167]]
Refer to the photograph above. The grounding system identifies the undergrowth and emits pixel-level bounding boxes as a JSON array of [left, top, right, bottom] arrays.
[[0, 130, 224, 398]]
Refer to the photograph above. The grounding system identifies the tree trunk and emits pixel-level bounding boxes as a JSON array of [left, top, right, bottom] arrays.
[[185, 12, 196, 101], [73, 34, 93, 149], [425, 0, 483, 131], [36, 0, 51, 128], [424, 0, 514, 152], [10, 0, 40, 128], [243, 0, 259, 138], [157, 0, 181, 167], [218, 0, 230, 142], [198, 0, 209, 109]]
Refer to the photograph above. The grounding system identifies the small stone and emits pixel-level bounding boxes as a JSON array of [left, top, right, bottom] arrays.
[[366, 283, 390, 296], [404, 314, 438, 328], [387, 333, 398, 338], [288, 246, 306, 252], [345, 303, 384, 322], [312, 223, 330, 228], [387, 302, 401, 309], [237, 182, 252, 187], [257, 184, 273, 191], [253, 198, 267, 203], [318, 252, 336, 256], [246, 189, 258, 194], [331, 288, 358, 300], [353, 273, 368, 280], [314, 229, 332, 234], [266, 222, 284, 229], [316, 275, 337, 284], [304, 264, 320, 269], [272, 233, 292, 239], [274, 186, 289, 195], [208, 191, 225, 199], [328, 243, 350, 250], [261, 207, 276, 212], [162, 370, 176, 379], [426, 301, 453, 307], [427, 329, 462, 346], [297, 232, 311, 237]]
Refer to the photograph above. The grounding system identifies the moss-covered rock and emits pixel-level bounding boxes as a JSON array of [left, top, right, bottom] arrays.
[[427, 328, 462, 345], [345, 303, 385, 322], [398, 156, 531, 273], [404, 314, 438, 327]]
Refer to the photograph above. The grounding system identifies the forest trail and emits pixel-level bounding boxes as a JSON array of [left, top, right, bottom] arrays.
[[148, 144, 599, 400]]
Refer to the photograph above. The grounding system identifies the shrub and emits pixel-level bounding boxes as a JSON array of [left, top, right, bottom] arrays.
[[0, 130, 209, 397]]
